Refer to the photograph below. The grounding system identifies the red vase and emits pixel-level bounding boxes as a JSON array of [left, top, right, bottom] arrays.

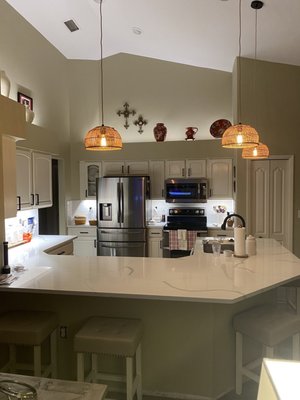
[[153, 123, 167, 142]]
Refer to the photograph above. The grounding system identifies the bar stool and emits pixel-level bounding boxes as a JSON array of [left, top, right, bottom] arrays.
[[74, 316, 143, 400], [233, 304, 300, 395], [0, 310, 58, 378]]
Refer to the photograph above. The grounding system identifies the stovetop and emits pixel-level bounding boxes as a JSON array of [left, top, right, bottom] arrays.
[[164, 207, 207, 231]]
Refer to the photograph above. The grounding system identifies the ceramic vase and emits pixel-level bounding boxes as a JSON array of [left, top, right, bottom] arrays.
[[25, 107, 35, 124], [153, 123, 167, 142], [0, 70, 11, 97]]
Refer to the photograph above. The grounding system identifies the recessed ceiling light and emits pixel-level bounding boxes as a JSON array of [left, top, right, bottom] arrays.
[[132, 27, 142, 35]]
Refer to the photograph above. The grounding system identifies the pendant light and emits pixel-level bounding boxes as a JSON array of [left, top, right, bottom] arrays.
[[84, 0, 122, 151], [242, 142, 269, 159], [242, 1, 269, 159], [222, 0, 260, 149]]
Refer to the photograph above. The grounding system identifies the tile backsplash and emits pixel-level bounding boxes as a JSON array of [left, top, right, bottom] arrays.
[[5, 209, 39, 244]]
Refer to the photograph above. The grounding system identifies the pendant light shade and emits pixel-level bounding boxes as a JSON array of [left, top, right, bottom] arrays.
[[242, 142, 269, 159], [222, 123, 259, 148], [84, 0, 122, 151], [85, 125, 122, 151]]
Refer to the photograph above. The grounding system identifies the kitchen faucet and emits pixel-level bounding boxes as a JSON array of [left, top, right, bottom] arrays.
[[221, 213, 246, 230]]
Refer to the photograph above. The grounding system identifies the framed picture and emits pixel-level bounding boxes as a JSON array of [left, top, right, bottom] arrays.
[[17, 92, 33, 111]]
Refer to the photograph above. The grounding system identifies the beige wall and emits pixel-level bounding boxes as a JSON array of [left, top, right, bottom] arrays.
[[0, 0, 70, 183], [68, 54, 233, 198], [234, 57, 300, 256]]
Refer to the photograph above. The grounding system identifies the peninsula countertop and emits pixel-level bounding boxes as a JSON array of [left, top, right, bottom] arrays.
[[4, 236, 300, 303]]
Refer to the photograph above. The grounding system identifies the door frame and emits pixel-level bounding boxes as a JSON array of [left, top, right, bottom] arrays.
[[246, 155, 294, 251]]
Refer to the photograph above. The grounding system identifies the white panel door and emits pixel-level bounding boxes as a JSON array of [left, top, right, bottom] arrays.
[[149, 160, 165, 199], [165, 160, 185, 178], [250, 159, 290, 248], [207, 159, 233, 199], [16, 149, 33, 210], [186, 159, 206, 178], [32, 152, 52, 208], [250, 160, 270, 238]]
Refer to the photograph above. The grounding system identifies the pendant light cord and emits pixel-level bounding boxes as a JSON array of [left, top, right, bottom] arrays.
[[238, 0, 242, 124], [98, 0, 104, 126]]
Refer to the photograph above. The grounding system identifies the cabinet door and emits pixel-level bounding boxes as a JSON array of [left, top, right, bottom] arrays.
[[125, 161, 149, 175], [32, 152, 52, 208], [148, 238, 163, 257], [149, 160, 165, 199], [186, 159, 206, 178], [102, 161, 125, 176], [16, 149, 33, 210], [165, 160, 185, 178], [73, 238, 97, 256], [207, 159, 233, 199], [80, 161, 101, 199], [2, 136, 17, 218]]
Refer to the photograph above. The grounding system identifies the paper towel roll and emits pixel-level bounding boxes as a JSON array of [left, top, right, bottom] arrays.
[[234, 227, 246, 257]]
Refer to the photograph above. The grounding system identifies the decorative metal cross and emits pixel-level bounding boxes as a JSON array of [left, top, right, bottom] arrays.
[[134, 115, 148, 134], [117, 102, 136, 129]]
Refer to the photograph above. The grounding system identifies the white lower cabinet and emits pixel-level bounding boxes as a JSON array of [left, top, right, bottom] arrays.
[[147, 227, 163, 257], [68, 227, 97, 256], [207, 229, 233, 238], [46, 241, 74, 255]]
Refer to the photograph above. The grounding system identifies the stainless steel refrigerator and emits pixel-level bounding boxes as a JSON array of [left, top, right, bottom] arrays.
[[96, 176, 149, 257]]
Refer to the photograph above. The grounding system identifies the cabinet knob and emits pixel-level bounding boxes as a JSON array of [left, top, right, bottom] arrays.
[[35, 193, 40, 205], [94, 239, 97, 248], [182, 168, 185, 177], [30, 194, 34, 206], [188, 168, 191, 177], [127, 165, 130, 174]]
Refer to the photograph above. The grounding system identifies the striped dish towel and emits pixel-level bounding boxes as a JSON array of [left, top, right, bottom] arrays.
[[187, 231, 197, 250], [169, 230, 179, 250]]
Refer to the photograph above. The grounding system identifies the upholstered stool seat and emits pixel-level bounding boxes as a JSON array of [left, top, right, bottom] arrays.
[[233, 304, 300, 395], [0, 310, 58, 378], [74, 316, 142, 400]]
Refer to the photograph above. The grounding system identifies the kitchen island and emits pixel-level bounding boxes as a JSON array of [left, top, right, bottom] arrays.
[[1, 237, 300, 399]]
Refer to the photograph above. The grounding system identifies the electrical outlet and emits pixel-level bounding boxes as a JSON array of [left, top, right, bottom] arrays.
[[59, 326, 68, 339]]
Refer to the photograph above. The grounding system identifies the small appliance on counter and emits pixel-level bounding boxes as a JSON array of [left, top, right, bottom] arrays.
[[163, 207, 208, 258], [96, 176, 149, 257]]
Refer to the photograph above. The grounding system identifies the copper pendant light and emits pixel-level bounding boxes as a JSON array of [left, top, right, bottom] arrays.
[[222, 0, 260, 149], [84, 0, 122, 151]]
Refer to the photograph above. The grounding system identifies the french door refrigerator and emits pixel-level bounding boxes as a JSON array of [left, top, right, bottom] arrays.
[[96, 176, 149, 257]]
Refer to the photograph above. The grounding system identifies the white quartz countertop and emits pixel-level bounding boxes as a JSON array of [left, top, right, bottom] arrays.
[[0, 372, 107, 400], [4, 235, 300, 304]]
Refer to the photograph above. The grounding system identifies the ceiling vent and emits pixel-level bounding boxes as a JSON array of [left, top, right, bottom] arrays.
[[64, 19, 79, 33]]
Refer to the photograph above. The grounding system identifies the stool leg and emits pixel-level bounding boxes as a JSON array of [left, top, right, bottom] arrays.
[[33, 345, 42, 376], [9, 344, 16, 373], [126, 356, 134, 400], [77, 353, 85, 382], [50, 328, 58, 378], [136, 343, 142, 400], [292, 333, 300, 360], [235, 331, 243, 395]]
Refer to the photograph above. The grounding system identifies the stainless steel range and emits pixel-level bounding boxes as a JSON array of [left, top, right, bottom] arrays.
[[163, 207, 208, 258]]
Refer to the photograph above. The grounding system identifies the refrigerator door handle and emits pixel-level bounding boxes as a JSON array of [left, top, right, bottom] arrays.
[[121, 182, 124, 223], [117, 182, 121, 223]]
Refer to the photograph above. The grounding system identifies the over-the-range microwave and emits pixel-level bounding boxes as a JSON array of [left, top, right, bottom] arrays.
[[165, 178, 209, 203]]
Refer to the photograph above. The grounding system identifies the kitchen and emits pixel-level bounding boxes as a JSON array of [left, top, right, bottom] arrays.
[[1, 0, 300, 399]]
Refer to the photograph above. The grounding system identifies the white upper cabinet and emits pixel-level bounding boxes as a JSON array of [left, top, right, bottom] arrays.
[[185, 159, 207, 177], [16, 149, 52, 209], [149, 160, 165, 199], [207, 159, 233, 199], [102, 160, 149, 176], [165, 159, 206, 179], [79, 161, 102, 199], [32, 152, 52, 208], [16, 149, 33, 210]]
